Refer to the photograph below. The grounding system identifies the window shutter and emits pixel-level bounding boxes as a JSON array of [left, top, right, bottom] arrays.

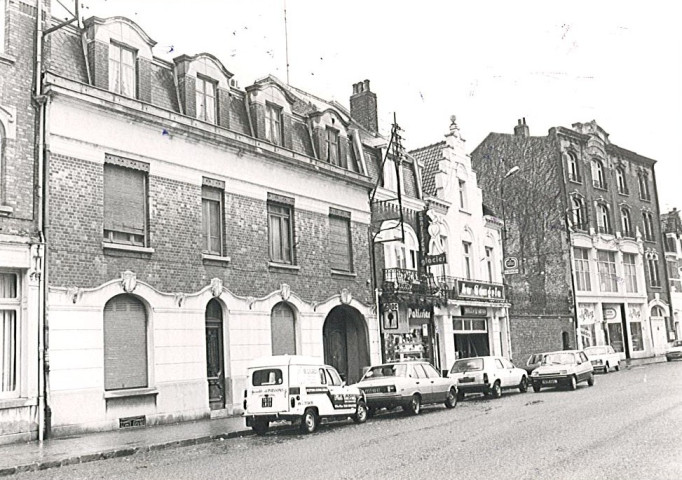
[[104, 296, 148, 390], [271, 303, 295, 355], [329, 216, 351, 271], [104, 164, 146, 236]]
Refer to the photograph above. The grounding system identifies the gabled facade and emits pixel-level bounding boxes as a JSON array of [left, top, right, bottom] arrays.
[[0, 0, 48, 444], [411, 118, 510, 370], [661, 208, 682, 339], [38, 15, 382, 438], [471, 119, 672, 366]]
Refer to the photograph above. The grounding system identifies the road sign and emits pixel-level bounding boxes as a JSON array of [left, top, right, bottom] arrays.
[[504, 256, 519, 275]]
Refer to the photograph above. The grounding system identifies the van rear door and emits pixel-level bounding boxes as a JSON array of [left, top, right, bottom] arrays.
[[248, 367, 289, 414]]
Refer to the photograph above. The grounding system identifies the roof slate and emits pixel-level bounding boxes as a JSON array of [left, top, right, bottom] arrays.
[[409, 141, 445, 197]]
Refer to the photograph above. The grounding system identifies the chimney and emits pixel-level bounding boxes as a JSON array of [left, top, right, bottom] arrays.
[[514, 117, 529, 137], [350, 79, 378, 133]]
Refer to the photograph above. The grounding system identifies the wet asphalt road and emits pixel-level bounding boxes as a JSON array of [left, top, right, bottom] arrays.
[[10, 361, 682, 480]]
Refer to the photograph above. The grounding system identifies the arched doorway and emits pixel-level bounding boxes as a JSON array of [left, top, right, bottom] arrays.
[[323, 305, 369, 384], [205, 299, 225, 410]]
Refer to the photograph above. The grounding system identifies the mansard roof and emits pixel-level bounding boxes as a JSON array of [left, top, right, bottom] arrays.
[[410, 141, 445, 197]]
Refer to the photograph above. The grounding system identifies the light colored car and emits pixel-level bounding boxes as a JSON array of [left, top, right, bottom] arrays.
[[352, 361, 458, 415], [530, 350, 594, 392], [666, 340, 682, 362], [448, 356, 528, 400], [584, 345, 621, 373]]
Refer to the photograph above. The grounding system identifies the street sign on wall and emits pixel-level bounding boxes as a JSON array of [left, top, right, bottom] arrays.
[[503, 256, 519, 275]]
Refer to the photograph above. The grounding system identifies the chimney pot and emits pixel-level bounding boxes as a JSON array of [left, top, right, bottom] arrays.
[[363, 79, 370, 91]]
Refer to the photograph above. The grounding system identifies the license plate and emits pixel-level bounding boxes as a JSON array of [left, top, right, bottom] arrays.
[[261, 396, 272, 408], [542, 379, 558, 384], [459, 377, 474, 383], [364, 387, 383, 394]]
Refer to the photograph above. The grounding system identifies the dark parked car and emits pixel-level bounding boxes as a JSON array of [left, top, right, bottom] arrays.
[[523, 353, 547, 375]]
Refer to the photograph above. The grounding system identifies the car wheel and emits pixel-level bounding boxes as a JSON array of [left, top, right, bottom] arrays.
[[456, 390, 465, 402], [615, 363, 620, 371], [300, 408, 318, 434], [532, 384, 541, 393], [445, 388, 457, 409], [405, 394, 421, 415], [519, 376, 528, 393], [491, 381, 502, 399], [569, 375, 577, 391], [353, 401, 368, 424], [252, 419, 269, 436], [605, 363, 610, 373], [587, 373, 594, 387]]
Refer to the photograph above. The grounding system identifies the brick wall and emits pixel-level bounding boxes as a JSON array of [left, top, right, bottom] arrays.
[[47, 153, 373, 303], [510, 315, 575, 366]]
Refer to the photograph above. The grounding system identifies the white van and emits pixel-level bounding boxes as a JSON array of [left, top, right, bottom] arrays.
[[243, 355, 368, 435]]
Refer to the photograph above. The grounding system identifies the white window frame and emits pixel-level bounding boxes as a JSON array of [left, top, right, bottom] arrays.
[[462, 241, 472, 279], [592, 160, 606, 189], [567, 152, 580, 182], [108, 42, 136, 98], [574, 248, 591, 291], [458, 180, 467, 210], [0, 271, 20, 399], [596, 204, 610, 234], [196, 76, 217, 124], [616, 168, 627, 194], [621, 208, 632, 237]]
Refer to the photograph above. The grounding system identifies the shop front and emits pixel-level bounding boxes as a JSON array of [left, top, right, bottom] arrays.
[[453, 306, 491, 358], [576, 302, 649, 358], [380, 303, 439, 368]]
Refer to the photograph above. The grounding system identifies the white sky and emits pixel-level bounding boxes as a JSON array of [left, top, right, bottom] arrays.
[[53, 0, 682, 213]]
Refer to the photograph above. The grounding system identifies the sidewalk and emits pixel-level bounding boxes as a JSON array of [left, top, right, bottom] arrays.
[[623, 355, 667, 368], [0, 414, 252, 477]]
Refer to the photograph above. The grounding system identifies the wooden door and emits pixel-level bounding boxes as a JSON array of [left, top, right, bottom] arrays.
[[206, 301, 225, 410], [325, 321, 348, 381]]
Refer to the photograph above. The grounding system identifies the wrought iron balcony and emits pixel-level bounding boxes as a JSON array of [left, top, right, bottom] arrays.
[[382, 268, 440, 296], [438, 276, 506, 302]]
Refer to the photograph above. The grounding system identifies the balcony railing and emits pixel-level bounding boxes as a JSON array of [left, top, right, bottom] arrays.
[[597, 225, 612, 235], [382, 268, 440, 296], [438, 276, 506, 302]]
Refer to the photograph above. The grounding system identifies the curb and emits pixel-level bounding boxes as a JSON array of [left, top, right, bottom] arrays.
[[0, 428, 255, 477]]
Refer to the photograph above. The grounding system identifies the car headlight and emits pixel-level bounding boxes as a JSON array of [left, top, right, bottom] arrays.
[[386, 385, 397, 393]]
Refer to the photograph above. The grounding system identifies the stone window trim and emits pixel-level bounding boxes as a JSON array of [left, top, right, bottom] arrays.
[[104, 153, 150, 172], [329, 207, 351, 219], [103, 387, 158, 399], [102, 242, 155, 255], [267, 192, 295, 206], [202, 176, 225, 190]]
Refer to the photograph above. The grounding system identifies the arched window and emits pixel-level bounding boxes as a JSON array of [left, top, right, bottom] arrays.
[[271, 302, 296, 355], [104, 295, 148, 391], [567, 152, 580, 182], [651, 306, 665, 317], [643, 211, 655, 241], [379, 221, 419, 271], [616, 167, 628, 194], [592, 160, 606, 189], [571, 196, 587, 231], [596, 204, 611, 234], [638, 173, 651, 201], [620, 208, 632, 237]]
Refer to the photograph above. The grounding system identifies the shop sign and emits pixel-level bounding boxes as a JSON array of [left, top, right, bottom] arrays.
[[455, 279, 505, 302], [408, 308, 431, 320], [382, 303, 399, 330], [503, 257, 519, 275], [461, 306, 488, 317], [420, 209, 448, 267], [603, 308, 617, 320]]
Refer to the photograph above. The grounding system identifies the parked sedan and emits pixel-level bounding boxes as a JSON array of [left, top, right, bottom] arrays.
[[352, 362, 458, 415], [666, 340, 682, 362], [448, 356, 528, 400], [584, 345, 621, 373], [530, 350, 594, 391]]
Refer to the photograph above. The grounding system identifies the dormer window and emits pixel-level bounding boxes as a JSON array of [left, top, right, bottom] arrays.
[[109, 42, 136, 98], [265, 102, 283, 146], [325, 127, 340, 166], [196, 76, 216, 124]]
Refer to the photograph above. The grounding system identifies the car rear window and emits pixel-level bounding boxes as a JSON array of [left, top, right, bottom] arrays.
[[252, 369, 283, 386], [363, 364, 408, 379], [451, 358, 484, 373]]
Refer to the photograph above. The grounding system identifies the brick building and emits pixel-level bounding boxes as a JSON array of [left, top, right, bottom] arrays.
[[662, 208, 682, 339], [0, 0, 47, 444], [471, 119, 672, 366], [33, 14, 392, 438]]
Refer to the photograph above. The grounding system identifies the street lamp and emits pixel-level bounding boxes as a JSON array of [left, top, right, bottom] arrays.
[[499, 165, 520, 360]]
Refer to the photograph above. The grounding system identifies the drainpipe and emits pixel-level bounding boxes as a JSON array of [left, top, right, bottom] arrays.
[[34, 0, 47, 443]]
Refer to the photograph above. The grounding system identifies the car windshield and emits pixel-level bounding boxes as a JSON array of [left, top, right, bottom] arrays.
[[542, 353, 576, 365], [363, 364, 408, 379], [585, 347, 607, 355], [450, 358, 484, 373]]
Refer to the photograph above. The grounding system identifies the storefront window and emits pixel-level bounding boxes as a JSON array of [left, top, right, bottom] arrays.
[[579, 323, 596, 347], [383, 308, 435, 365], [630, 322, 644, 351], [453, 317, 489, 359]]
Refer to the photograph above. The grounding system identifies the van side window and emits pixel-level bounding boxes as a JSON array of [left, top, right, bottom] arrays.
[[326, 368, 342, 386], [253, 369, 283, 386], [319, 368, 327, 384]]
